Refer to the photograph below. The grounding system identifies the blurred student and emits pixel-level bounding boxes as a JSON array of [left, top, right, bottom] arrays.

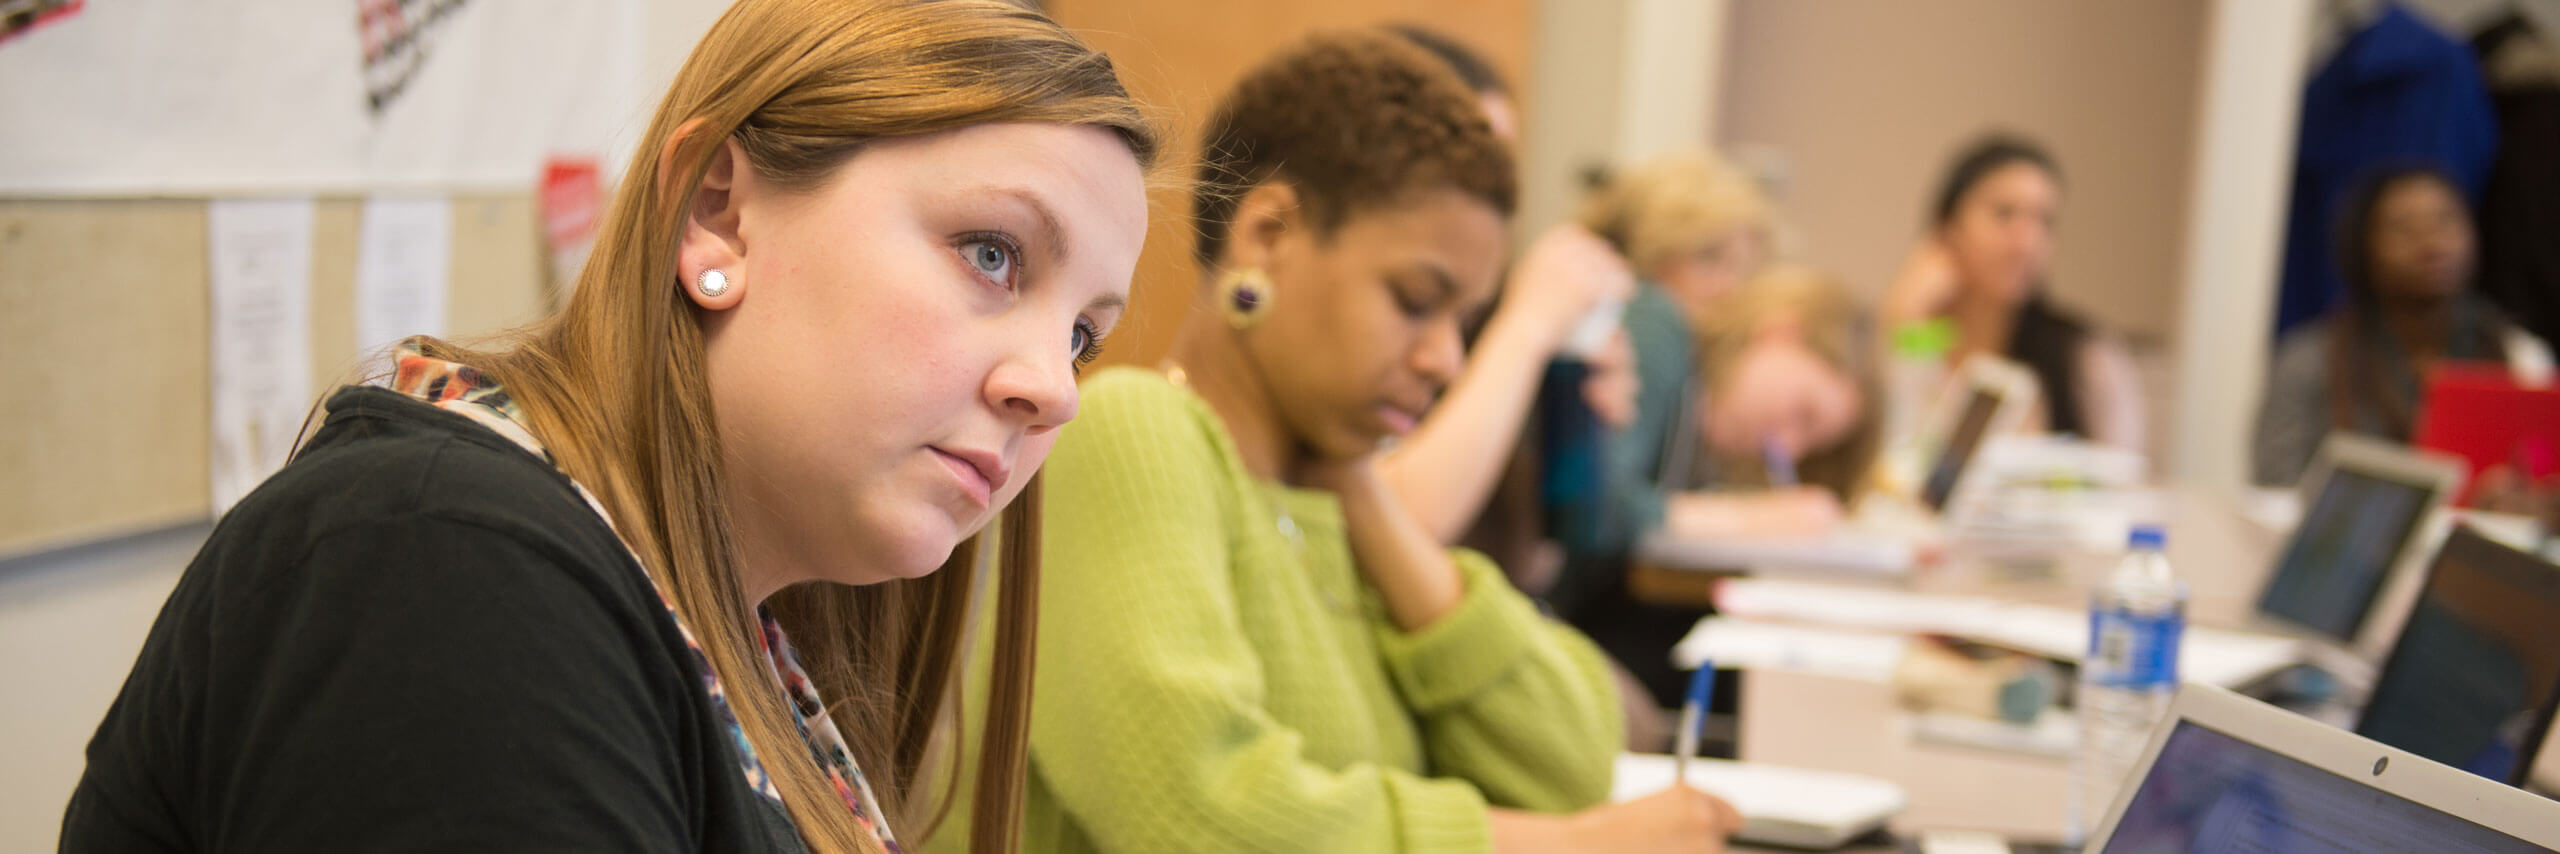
[[1694, 264, 1883, 499], [1549, 149, 1870, 708], [934, 31, 1738, 854], [2254, 164, 2553, 486], [1540, 151, 1842, 554], [1387, 25, 1670, 750], [1881, 134, 2145, 451], [60, 2, 1153, 852], [1381, 24, 1639, 555]]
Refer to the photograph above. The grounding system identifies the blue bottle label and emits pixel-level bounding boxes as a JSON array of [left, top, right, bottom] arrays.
[[2088, 607, 2182, 689]]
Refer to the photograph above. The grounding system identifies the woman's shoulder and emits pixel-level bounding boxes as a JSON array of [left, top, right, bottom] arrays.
[[209, 387, 641, 603], [1062, 366, 1227, 456], [1077, 364, 1194, 413]]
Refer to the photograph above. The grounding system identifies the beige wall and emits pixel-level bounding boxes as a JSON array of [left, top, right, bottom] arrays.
[[1716, 0, 2210, 341]]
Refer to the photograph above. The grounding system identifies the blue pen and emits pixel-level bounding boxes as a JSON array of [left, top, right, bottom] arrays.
[[1762, 438, 1798, 489], [1674, 660, 1716, 787]]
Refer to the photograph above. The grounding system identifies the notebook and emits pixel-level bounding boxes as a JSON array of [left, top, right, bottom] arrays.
[[1611, 753, 1906, 849]]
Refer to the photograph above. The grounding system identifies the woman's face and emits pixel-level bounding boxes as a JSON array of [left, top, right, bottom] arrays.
[[1652, 228, 1766, 316], [1245, 188, 1508, 462], [1940, 162, 2060, 305], [2366, 176, 2474, 303], [1704, 336, 1863, 462], [690, 122, 1148, 590]]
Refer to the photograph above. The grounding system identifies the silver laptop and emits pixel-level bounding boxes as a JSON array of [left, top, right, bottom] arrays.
[[2084, 683, 2560, 852]]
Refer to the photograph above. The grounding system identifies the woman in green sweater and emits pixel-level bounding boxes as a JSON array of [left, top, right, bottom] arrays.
[[933, 30, 1737, 854]]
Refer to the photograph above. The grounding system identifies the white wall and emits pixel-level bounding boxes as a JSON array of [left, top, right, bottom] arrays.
[[2167, 0, 2316, 493], [0, 525, 202, 851], [1517, 0, 1731, 238]]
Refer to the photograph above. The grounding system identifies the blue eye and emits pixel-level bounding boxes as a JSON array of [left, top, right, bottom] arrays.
[[959, 235, 1018, 286], [1071, 318, 1105, 374]]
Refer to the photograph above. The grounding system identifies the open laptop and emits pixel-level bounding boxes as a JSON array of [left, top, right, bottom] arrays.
[[2251, 434, 2465, 675], [2354, 525, 2560, 786], [2084, 683, 2560, 852]]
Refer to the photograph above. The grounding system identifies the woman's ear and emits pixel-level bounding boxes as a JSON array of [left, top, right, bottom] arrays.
[[1223, 181, 1303, 275], [669, 124, 752, 311]]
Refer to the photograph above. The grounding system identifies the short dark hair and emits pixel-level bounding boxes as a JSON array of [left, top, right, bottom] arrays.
[[1191, 29, 1516, 267], [1388, 24, 1510, 97]]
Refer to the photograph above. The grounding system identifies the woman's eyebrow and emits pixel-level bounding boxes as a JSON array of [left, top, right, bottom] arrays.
[[967, 185, 1071, 269]]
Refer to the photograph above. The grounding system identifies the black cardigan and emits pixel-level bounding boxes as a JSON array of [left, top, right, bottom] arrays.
[[61, 387, 803, 852]]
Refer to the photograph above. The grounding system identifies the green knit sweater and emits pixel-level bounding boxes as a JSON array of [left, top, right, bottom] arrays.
[[930, 367, 1622, 854]]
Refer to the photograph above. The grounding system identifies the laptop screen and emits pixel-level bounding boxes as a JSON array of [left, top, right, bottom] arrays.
[[1919, 386, 2001, 511], [2256, 467, 2435, 641], [2100, 720, 2545, 853], [2357, 529, 2560, 785]]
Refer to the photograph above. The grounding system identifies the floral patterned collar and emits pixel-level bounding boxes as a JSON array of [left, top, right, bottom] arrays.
[[383, 340, 902, 852]]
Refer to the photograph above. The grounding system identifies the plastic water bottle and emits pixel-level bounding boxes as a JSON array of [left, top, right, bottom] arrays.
[[2070, 524, 2186, 844]]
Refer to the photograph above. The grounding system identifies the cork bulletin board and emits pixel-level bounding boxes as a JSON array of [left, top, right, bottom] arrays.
[[0, 195, 552, 557]]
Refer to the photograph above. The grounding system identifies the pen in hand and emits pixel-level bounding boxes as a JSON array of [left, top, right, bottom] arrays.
[[1674, 660, 1717, 788]]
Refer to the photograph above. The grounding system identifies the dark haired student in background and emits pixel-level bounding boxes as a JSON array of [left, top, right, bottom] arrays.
[[2254, 164, 2553, 487], [1881, 134, 2145, 452]]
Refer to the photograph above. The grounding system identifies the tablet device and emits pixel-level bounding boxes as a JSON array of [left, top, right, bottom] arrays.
[[2413, 361, 2560, 505], [1916, 356, 2036, 513]]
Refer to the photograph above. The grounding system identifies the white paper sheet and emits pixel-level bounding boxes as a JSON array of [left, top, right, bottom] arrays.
[[354, 195, 452, 371], [208, 198, 316, 513], [1671, 617, 1911, 682]]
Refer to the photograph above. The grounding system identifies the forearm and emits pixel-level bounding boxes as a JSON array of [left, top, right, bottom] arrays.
[[1384, 306, 1561, 542], [1400, 560, 1624, 811], [1335, 462, 1470, 632]]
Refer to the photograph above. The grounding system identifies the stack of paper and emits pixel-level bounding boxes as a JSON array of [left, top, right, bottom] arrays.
[[1706, 579, 2306, 688]]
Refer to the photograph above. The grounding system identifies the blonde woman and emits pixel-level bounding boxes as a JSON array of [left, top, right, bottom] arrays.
[[63, 2, 1152, 852], [1555, 149, 1863, 710], [1694, 264, 1882, 501], [939, 30, 1736, 854]]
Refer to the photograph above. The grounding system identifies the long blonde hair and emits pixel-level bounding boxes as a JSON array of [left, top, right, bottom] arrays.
[[413, 1, 1157, 851]]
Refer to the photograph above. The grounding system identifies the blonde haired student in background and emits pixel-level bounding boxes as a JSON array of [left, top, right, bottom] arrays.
[[1552, 147, 1875, 718], [935, 29, 1739, 854], [63, 2, 1154, 851]]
